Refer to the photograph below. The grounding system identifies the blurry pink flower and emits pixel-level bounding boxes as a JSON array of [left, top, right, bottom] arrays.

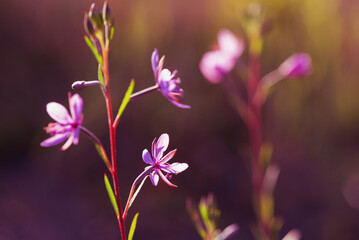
[[199, 29, 244, 84], [142, 133, 188, 187], [278, 53, 312, 78], [151, 49, 191, 109], [41, 93, 83, 151]]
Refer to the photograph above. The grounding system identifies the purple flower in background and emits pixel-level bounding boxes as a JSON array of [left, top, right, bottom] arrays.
[[41, 93, 83, 151], [199, 29, 244, 84], [278, 52, 312, 78], [151, 49, 191, 109], [142, 133, 188, 187]]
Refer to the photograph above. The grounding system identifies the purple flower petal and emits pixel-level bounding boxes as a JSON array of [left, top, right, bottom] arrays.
[[46, 102, 72, 124], [168, 162, 189, 174], [150, 171, 159, 186], [151, 48, 159, 79], [157, 169, 177, 187], [72, 127, 80, 145], [40, 132, 70, 147], [151, 137, 157, 159], [158, 69, 172, 84], [159, 149, 177, 164], [61, 132, 74, 151], [168, 99, 191, 109], [69, 93, 83, 121], [199, 50, 234, 84], [155, 133, 169, 160], [142, 149, 153, 164], [218, 29, 244, 59]]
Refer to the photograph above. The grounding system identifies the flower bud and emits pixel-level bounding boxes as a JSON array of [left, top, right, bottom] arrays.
[[72, 81, 86, 90], [84, 13, 95, 37], [72, 80, 102, 90], [278, 53, 312, 78], [88, 3, 103, 31], [102, 1, 112, 26]]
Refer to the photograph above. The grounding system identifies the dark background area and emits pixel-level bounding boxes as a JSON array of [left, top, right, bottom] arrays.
[[1, 0, 359, 239]]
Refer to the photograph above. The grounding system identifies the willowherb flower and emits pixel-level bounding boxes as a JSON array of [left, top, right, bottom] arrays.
[[278, 52, 312, 78], [142, 133, 188, 187], [199, 29, 244, 84], [151, 49, 191, 109], [41, 93, 83, 151]]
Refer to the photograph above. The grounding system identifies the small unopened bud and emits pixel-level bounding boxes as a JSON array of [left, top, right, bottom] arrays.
[[278, 53, 312, 78], [84, 13, 95, 37], [72, 80, 102, 90], [102, 1, 112, 26], [88, 3, 103, 31]]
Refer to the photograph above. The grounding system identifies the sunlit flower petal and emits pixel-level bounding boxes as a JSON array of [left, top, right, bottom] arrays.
[[142, 149, 153, 164], [69, 93, 83, 121], [150, 171, 159, 186], [155, 133, 169, 160], [46, 102, 72, 124], [40, 132, 71, 147]]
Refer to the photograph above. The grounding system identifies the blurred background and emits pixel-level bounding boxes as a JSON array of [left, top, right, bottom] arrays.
[[1, 0, 359, 239]]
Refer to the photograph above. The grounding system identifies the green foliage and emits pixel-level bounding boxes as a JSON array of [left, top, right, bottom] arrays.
[[128, 213, 139, 240], [84, 36, 103, 65], [97, 64, 105, 87], [116, 79, 135, 121], [109, 26, 114, 40], [104, 174, 119, 217], [94, 142, 110, 169]]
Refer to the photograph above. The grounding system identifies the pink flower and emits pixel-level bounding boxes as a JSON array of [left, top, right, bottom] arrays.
[[142, 133, 188, 187], [41, 93, 83, 151], [199, 29, 244, 83], [151, 49, 191, 109], [278, 53, 312, 78]]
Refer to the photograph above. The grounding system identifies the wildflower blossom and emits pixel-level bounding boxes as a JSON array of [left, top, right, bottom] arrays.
[[142, 133, 188, 187], [41, 93, 83, 151], [278, 52, 312, 78], [151, 49, 191, 109], [199, 29, 244, 83]]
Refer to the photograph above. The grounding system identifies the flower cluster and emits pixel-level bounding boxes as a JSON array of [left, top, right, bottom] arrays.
[[41, 2, 190, 239]]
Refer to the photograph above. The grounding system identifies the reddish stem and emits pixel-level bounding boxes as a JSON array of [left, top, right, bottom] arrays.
[[102, 47, 127, 240], [248, 41, 270, 238]]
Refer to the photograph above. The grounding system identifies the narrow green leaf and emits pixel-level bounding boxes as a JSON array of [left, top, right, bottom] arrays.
[[84, 36, 103, 65], [116, 79, 135, 120], [199, 201, 211, 232], [98, 64, 105, 86], [104, 174, 119, 217], [94, 143, 110, 169], [109, 26, 114, 40], [128, 213, 139, 240]]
